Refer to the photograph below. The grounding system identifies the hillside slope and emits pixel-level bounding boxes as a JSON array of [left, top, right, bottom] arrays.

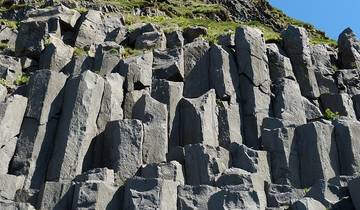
[[1, 0, 360, 209]]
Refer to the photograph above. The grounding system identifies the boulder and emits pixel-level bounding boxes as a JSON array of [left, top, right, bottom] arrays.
[[126, 23, 158, 46], [306, 179, 347, 208], [183, 26, 208, 43], [120, 52, 153, 91], [0, 137, 17, 174], [335, 69, 360, 96], [183, 39, 210, 98], [266, 43, 295, 81], [334, 119, 360, 176], [141, 161, 185, 185], [132, 94, 168, 164], [178, 185, 219, 210], [165, 30, 184, 48], [123, 89, 149, 119], [217, 100, 242, 149], [303, 97, 323, 121], [72, 182, 121, 210], [74, 168, 115, 183], [218, 33, 235, 47], [0, 55, 22, 83], [123, 177, 178, 210], [338, 28, 360, 69], [179, 89, 218, 146], [296, 121, 340, 188], [262, 126, 301, 188], [97, 73, 124, 131], [37, 181, 74, 210], [93, 43, 122, 76], [239, 75, 271, 149], [209, 44, 239, 100], [281, 25, 320, 98], [292, 198, 326, 210], [236, 26, 270, 88], [320, 93, 356, 119], [230, 143, 271, 181], [272, 78, 307, 126], [135, 30, 166, 50], [0, 174, 24, 200], [63, 54, 94, 76], [0, 202, 35, 210], [152, 48, 184, 81], [184, 143, 230, 185], [151, 79, 183, 150], [265, 182, 305, 208], [27, 5, 81, 28], [0, 26, 17, 51], [47, 70, 104, 181], [25, 70, 67, 124], [104, 119, 143, 185]]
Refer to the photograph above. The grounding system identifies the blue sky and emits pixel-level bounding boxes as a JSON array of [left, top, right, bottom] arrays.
[[269, 0, 360, 40]]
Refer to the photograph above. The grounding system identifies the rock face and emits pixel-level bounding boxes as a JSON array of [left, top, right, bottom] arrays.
[[2, 3, 360, 209]]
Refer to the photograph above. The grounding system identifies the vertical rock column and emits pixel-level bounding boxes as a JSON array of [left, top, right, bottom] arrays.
[[47, 70, 104, 181], [10, 70, 67, 191]]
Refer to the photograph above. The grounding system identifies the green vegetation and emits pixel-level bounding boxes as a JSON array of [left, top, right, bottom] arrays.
[[0, 19, 18, 30], [0, 42, 8, 50], [15, 74, 30, 86], [121, 47, 144, 58], [324, 108, 340, 120], [0, 78, 11, 87], [108, 48, 120, 55], [73, 47, 88, 58]]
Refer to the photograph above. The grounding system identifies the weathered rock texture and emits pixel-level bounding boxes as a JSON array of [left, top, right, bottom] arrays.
[[0, 3, 360, 210]]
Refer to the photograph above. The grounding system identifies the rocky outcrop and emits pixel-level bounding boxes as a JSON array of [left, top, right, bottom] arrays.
[[1, 3, 360, 209]]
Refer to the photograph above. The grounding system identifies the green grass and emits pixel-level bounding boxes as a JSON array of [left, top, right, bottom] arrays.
[[0, 19, 18, 30], [324, 108, 340, 120], [73, 47, 87, 58], [0, 42, 8, 50], [15, 74, 30, 86], [121, 47, 144, 58]]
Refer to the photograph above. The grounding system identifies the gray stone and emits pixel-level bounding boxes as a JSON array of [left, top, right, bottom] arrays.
[[338, 28, 360, 69], [120, 52, 153, 91], [292, 198, 326, 210], [141, 161, 184, 185], [0, 95, 27, 148], [165, 30, 184, 48], [310, 44, 336, 73], [93, 44, 122, 76], [296, 122, 340, 188], [183, 39, 210, 98], [132, 94, 168, 164], [0, 137, 17, 174], [349, 177, 360, 210], [217, 100, 242, 149], [183, 26, 208, 43], [262, 126, 301, 187], [72, 182, 120, 210], [25, 70, 67, 124], [151, 79, 183, 150], [0, 55, 22, 83], [97, 73, 124, 131], [37, 181, 74, 210], [0, 174, 24, 200], [218, 33, 235, 47], [39, 35, 74, 72], [123, 177, 178, 210], [15, 19, 56, 58], [0, 201, 35, 210], [272, 78, 307, 126], [265, 182, 305, 208], [320, 93, 356, 119], [10, 118, 58, 190], [315, 71, 339, 95], [177, 185, 220, 210], [135, 30, 166, 50], [179, 89, 218, 146], [236, 26, 270, 88], [266, 43, 295, 81], [334, 119, 360, 176], [152, 48, 184, 81], [47, 70, 104, 181], [353, 94, 360, 120], [209, 44, 239, 100], [239, 75, 271, 149], [75, 10, 123, 48], [126, 23, 158, 46], [104, 119, 143, 185], [63, 54, 94, 76], [230, 143, 271, 181], [0, 26, 17, 51], [184, 143, 230, 185], [281, 25, 320, 98], [74, 168, 114, 183], [335, 69, 360, 96], [123, 89, 149, 119], [302, 97, 323, 120], [305, 179, 346, 208], [0, 84, 7, 102], [27, 5, 81, 28]]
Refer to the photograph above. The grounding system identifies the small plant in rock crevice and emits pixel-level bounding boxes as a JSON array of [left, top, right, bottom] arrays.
[[324, 108, 340, 120]]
